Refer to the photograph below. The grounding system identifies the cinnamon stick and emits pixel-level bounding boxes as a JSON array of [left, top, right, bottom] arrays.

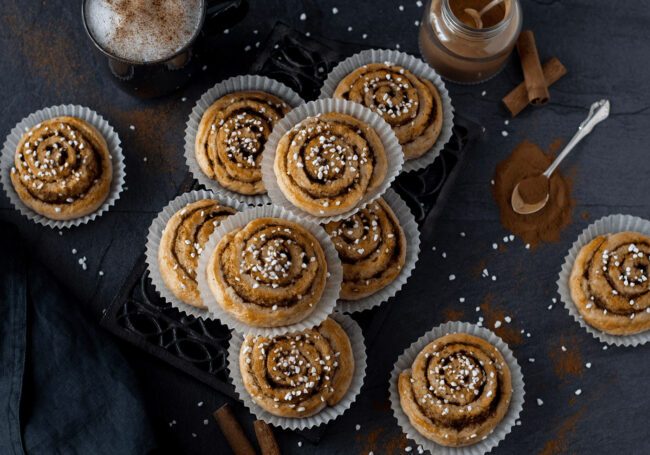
[[502, 57, 567, 117], [213, 404, 256, 455], [254, 420, 281, 455], [516, 30, 550, 105]]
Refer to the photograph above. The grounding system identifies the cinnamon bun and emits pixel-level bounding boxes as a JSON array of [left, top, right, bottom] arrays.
[[333, 63, 443, 160], [158, 199, 237, 309], [570, 232, 650, 335], [239, 317, 354, 418], [324, 198, 406, 300], [206, 217, 328, 327], [398, 333, 512, 447], [10, 116, 112, 220], [195, 90, 291, 195], [274, 112, 388, 217]]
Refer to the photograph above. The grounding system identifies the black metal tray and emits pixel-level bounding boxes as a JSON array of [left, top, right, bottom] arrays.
[[100, 21, 477, 439]]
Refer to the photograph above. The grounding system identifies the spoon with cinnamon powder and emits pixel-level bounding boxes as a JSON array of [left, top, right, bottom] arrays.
[[511, 99, 610, 215]]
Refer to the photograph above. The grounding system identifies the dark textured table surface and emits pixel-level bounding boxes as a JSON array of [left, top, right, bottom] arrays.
[[2, 1, 650, 454]]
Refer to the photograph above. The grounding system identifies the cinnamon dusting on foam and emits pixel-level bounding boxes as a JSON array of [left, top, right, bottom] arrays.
[[84, 0, 203, 63]]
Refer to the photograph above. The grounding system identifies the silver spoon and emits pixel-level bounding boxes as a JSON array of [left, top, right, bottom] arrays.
[[464, 0, 504, 29], [511, 99, 610, 215]]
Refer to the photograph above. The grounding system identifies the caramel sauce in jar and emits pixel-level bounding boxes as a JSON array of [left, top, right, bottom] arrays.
[[419, 0, 522, 84]]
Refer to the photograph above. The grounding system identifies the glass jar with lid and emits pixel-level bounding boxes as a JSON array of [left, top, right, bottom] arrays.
[[419, 0, 522, 84]]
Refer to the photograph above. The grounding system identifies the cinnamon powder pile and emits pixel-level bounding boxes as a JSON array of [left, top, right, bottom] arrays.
[[519, 174, 549, 205], [493, 140, 574, 246]]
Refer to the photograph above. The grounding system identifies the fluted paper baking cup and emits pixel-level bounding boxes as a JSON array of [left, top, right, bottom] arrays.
[[389, 321, 525, 455], [557, 214, 650, 347], [145, 190, 248, 319], [185, 75, 305, 205], [1, 105, 125, 228], [227, 313, 366, 429], [336, 188, 421, 313], [319, 49, 455, 173], [261, 98, 404, 224], [196, 204, 343, 337]]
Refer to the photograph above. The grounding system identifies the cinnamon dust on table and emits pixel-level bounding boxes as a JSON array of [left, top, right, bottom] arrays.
[[356, 427, 408, 454], [480, 294, 523, 346], [538, 408, 584, 455], [548, 336, 584, 380], [493, 140, 574, 247], [103, 102, 181, 172], [473, 259, 488, 278], [442, 307, 466, 321], [2, 4, 95, 98]]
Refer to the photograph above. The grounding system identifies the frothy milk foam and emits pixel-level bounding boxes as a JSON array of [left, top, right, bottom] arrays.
[[85, 0, 203, 63]]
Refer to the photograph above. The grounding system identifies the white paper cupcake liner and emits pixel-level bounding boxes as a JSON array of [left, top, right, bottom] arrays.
[[1, 104, 126, 228], [184, 75, 305, 205], [262, 98, 404, 224], [557, 214, 650, 347], [336, 188, 421, 313], [389, 321, 525, 455], [145, 190, 249, 319], [227, 312, 366, 429], [319, 49, 455, 174], [196, 204, 343, 337]]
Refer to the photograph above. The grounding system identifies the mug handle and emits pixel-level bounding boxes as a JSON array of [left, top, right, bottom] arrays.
[[203, 0, 248, 35]]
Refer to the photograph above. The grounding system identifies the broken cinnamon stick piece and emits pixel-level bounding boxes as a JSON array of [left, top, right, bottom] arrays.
[[254, 420, 281, 455], [502, 57, 567, 117], [517, 30, 550, 105], [213, 404, 256, 455]]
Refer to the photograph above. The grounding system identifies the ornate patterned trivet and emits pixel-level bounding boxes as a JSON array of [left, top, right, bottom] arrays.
[[100, 22, 478, 440]]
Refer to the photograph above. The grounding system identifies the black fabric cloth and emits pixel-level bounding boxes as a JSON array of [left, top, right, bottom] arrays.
[[0, 222, 155, 454]]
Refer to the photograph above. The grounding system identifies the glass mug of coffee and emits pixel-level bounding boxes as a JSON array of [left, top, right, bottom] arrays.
[[82, 0, 247, 98]]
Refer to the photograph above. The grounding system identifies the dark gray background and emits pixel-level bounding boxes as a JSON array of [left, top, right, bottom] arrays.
[[1, 0, 649, 453]]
